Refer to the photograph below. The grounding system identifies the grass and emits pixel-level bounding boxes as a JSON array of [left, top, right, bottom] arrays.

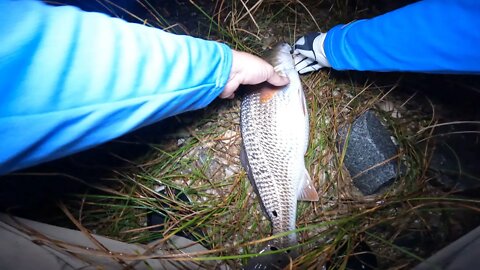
[[14, 0, 480, 269]]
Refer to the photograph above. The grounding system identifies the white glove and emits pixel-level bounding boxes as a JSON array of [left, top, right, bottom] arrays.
[[293, 32, 331, 74]]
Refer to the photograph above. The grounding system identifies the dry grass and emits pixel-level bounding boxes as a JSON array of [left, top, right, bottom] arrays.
[[10, 0, 480, 269]]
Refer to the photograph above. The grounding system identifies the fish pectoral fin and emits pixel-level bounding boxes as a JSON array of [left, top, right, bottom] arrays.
[[297, 168, 319, 201], [273, 63, 287, 77], [260, 87, 278, 103]]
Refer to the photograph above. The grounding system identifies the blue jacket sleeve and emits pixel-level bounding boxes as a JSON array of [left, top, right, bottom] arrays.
[[324, 0, 480, 73], [0, 0, 232, 174]]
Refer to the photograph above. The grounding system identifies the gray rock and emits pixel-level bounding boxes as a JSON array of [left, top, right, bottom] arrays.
[[338, 111, 400, 195]]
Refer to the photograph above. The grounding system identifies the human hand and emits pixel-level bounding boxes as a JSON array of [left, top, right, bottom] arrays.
[[220, 50, 289, 99], [293, 32, 331, 74]]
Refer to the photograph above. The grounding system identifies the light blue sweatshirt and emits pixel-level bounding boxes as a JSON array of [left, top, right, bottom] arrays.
[[0, 0, 232, 174], [325, 0, 480, 72]]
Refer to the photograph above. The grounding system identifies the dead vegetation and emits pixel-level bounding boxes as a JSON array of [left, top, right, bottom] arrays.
[[3, 0, 480, 269]]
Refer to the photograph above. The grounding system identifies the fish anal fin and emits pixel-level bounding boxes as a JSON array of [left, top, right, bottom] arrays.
[[297, 168, 319, 201]]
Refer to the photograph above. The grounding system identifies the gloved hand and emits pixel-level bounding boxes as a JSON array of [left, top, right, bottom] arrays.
[[293, 32, 331, 74]]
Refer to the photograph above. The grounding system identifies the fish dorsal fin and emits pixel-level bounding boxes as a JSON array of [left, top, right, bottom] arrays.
[[297, 168, 319, 201]]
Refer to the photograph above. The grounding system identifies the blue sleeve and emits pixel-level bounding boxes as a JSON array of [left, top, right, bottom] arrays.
[[0, 0, 232, 174], [324, 0, 480, 73]]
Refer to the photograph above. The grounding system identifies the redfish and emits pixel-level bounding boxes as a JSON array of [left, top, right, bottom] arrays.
[[240, 43, 319, 269]]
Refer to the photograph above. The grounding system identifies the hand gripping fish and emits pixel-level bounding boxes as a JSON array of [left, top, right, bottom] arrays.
[[240, 43, 319, 269]]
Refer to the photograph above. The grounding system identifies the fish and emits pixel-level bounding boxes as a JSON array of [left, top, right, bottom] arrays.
[[240, 43, 319, 269]]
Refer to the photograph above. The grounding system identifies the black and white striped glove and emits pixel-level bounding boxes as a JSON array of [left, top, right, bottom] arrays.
[[293, 32, 330, 74]]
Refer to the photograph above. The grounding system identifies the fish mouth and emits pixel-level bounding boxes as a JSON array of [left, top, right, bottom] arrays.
[[276, 43, 292, 54]]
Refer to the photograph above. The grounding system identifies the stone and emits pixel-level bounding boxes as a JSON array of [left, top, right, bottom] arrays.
[[338, 110, 400, 195]]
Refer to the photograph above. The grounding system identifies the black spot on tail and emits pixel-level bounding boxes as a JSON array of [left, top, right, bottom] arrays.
[[272, 210, 278, 217]]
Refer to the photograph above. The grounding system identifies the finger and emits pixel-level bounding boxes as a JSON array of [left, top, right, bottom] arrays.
[[267, 68, 290, 86], [219, 80, 239, 98], [292, 48, 308, 57], [295, 49, 315, 61], [219, 91, 233, 99], [219, 91, 235, 99], [294, 54, 311, 66], [297, 64, 321, 74], [293, 54, 304, 65], [294, 55, 315, 70]]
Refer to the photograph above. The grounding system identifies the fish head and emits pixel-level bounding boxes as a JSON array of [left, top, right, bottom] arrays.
[[271, 42, 293, 56], [264, 43, 295, 77]]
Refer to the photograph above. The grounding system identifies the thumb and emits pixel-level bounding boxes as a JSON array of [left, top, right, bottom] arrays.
[[266, 68, 290, 86]]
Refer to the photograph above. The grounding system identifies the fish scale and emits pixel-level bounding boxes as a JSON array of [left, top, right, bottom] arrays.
[[241, 93, 297, 246], [239, 43, 317, 259]]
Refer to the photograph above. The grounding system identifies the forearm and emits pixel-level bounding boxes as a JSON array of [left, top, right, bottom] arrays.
[[324, 0, 480, 73], [0, 0, 232, 174]]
